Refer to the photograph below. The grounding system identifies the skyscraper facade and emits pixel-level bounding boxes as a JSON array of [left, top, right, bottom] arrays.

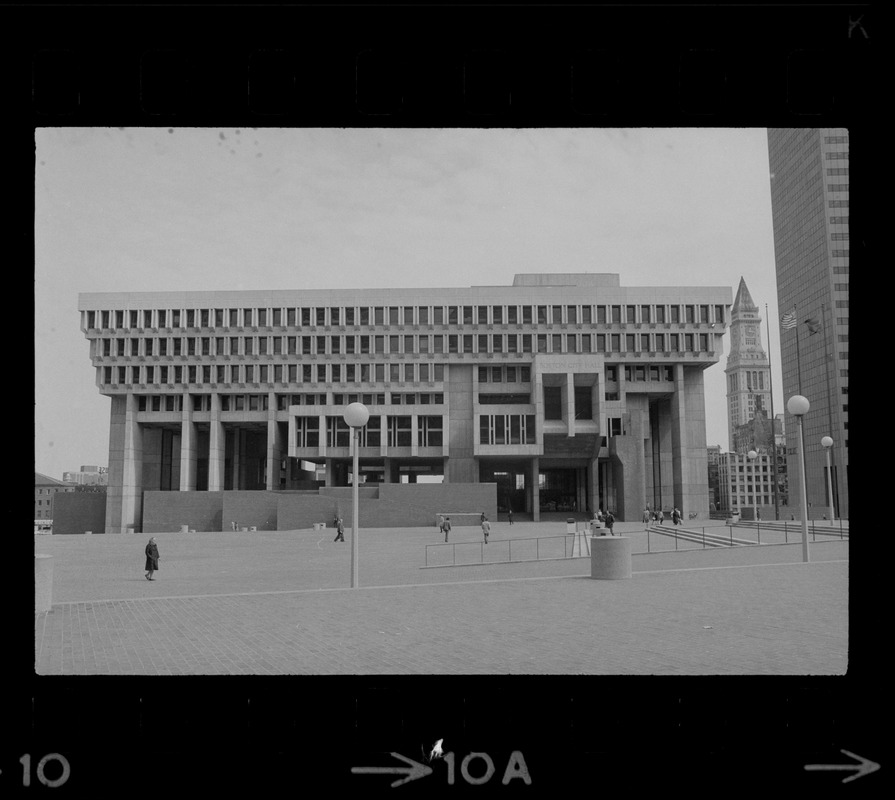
[[767, 128, 849, 519]]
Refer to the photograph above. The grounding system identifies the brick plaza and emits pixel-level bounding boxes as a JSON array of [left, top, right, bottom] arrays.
[[34, 521, 848, 675]]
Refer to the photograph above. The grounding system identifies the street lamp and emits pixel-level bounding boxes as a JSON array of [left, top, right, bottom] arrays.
[[821, 436, 836, 525], [787, 395, 810, 563], [747, 449, 758, 524], [343, 402, 369, 588]]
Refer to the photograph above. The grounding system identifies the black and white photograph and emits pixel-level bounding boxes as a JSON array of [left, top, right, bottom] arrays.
[[17, 3, 875, 796]]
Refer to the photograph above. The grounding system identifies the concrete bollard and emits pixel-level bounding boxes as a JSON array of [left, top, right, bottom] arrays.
[[35, 554, 54, 612], [590, 535, 632, 580], [85, 531, 92, 535]]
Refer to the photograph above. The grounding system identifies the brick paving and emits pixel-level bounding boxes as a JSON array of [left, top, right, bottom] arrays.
[[34, 522, 848, 675]]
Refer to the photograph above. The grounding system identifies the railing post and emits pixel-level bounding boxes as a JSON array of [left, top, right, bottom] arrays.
[[481, 542, 484, 563], [536, 537, 539, 561], [647, 528, 650, 553], [702, 527, 705, 549], [757, 521, 761, 545], [785, 523, 788, 544], [675, 530, 678, 551], [453, 544, 456, 566]]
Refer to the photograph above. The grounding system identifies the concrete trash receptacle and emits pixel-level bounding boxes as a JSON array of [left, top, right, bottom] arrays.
[[35, 554, 53, 612], [566, 518, 577, 533], [313, 523, 325, 531], [249, 526, 257, 532], [590, 535, 632, 580], [180, 524, 189, 534]]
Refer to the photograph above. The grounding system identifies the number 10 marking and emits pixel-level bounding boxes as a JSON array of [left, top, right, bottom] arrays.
[[19, 754, 71, 788]]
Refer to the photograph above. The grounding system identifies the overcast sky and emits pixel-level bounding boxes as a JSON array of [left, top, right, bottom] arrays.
[[35, 126, 782, 480]]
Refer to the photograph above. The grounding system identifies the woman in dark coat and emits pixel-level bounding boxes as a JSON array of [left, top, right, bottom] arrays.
[[144, 537, 160, 581]]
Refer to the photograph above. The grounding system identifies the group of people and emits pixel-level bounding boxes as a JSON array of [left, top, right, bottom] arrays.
[[592, 509, 615, 535], [437, 513, 492, 543], [642, 507, 683, 526]]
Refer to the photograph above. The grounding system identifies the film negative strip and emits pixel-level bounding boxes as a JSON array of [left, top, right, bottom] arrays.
[[15, 2, 875, 795]]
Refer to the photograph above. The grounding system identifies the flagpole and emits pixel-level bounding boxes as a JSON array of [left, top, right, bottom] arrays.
[[766, 304, 780, 521], [820, 301, 838, 517], [794, 304, 803, 395]]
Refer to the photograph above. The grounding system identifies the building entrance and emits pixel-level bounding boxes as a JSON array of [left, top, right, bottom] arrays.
[[538, 468, 579, 513]]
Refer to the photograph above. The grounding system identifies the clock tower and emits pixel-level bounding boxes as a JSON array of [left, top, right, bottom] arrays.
[[724, 277, 772, 451]]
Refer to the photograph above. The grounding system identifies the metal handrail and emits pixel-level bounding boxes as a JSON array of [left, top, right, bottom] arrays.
[[424, 533, 588, 567]]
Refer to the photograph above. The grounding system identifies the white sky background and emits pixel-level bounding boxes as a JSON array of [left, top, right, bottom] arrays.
[[35, 127, 782, 480]]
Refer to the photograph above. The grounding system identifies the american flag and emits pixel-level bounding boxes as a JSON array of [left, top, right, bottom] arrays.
[[781, 311, 797, 329]]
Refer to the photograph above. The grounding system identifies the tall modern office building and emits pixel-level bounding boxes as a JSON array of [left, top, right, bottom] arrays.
[[79, 273, 732, 533], [767, 128, 849, 519]]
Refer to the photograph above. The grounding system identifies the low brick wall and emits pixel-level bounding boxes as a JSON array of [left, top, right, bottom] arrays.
[[142, 491, 224, 533], [139, 483, 498, 532], [52, 492, 107, 535]]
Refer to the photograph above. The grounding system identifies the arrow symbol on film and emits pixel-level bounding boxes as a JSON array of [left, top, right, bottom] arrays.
[[804, 749, 880, 783], [352, 752, 433, 787]]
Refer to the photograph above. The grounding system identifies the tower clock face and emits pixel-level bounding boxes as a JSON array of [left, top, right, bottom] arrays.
[[745, 326, 756, 336]]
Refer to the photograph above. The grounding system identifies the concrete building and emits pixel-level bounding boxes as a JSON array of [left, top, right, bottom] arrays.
[[79, 273, 732, 533], [767, 128, 849, 519], [34, 472, 75, 528], [717, 451, 776, 520]]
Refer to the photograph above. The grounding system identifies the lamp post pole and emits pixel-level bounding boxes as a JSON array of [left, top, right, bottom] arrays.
[[747, 449, 758, 523], [787, 395, 810, 563], [821, 436, 835, 525], [343, 403, 369, 589]]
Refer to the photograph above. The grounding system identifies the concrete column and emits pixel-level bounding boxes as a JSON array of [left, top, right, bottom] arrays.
[[208, 393, 225, 491], [266, 394, 282, 490], [141, 428, 163, 491], [670, 363, 686, 511], [105, 393, 144, 533], [229, 428, 239, 490], [588, 457, 600, 515], [179, 393, 197, 491], [325, 458, 335, 486], [411, 414, 419, 457], [531, 456, 540, 522], [565, 372, 575, 437], [383, 457, 393, 483]]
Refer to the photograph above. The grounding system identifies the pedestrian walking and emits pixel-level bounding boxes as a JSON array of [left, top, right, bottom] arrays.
[[604, 511, 615, 536], [333, 517, 345, 542], [658, 509, 664, 525], [144, 537, 159, 581], [672, 507, 680, 526], [507, 508, 514, 525], [443, 516, 452, 542], [231, 521, 236, 531], [482, 516, 491, 543], [480, 512, 486, 524], [642, 507, 651, 525]]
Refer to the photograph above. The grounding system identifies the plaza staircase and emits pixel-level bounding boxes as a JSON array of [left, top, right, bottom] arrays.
[[650, 524, 756, 548]]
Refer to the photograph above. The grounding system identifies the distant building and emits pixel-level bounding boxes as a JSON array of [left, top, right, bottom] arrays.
[[34, 472, 76, 527], [706, 444, 722, 511], [62, 465, 109, 486], [718, 277, 787, 516]]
